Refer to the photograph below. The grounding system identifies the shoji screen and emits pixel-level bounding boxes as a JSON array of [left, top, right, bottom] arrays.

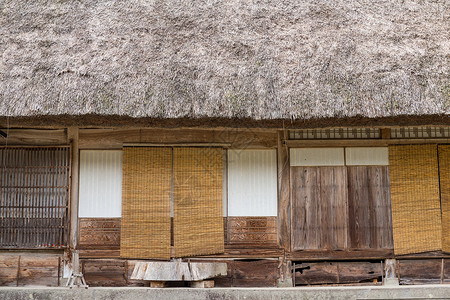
[[79, 150, 122, 218]]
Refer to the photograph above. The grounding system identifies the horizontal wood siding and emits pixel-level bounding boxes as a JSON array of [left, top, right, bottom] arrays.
[[398, 259, 442, 285], [227, 217, 277, 245], [0, 253, 61, 286], [294, 261, 383, 285], [79, 218, 121, 250]]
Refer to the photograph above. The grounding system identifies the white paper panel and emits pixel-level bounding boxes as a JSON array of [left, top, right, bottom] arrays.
[[79, 150, 123, 217], [345, 147, 389, 166], [290, 148, 344, 166], [227, 149, 277, 216]]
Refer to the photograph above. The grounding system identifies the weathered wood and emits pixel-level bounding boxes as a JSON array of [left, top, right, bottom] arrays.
[[81, 259, 126, 287], [79, 128, 277, 149], [0, 129, 67, 145], [277, 131, 290, 251], [150, 281, 165, 288], [131, 261, 227, 281], [227, 217, 277, 245], [288, 249, 394, 261], [79, 218, 121, 250], [381, 128, 391, 140], [68, 128, 79, 251], [398, 259, 442, 285], [291, 166, 347, 250], [294, 261, 382, 285], [232, 260, 278, 287], [0, 255, 19, 286]]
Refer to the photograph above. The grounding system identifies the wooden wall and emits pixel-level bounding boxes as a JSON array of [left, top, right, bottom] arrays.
[[0, 253, 62, 286], [291, 166, 393, 251]]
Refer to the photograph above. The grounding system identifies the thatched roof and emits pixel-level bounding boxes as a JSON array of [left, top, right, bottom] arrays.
[[1, 0, 449, 124]]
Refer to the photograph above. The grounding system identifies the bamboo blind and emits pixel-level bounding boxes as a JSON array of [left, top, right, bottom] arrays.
[[173, 147, 224, 257], [120, 147, 172, 259], [0, 147, 70, 248], [388, 144, 442, 255], [439, 145, 450, 252]]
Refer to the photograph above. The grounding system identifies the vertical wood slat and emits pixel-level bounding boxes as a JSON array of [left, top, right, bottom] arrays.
[[291, 166, 348, 250], [0, 147, 69, 249], [389, 144, 442, 255], [347, 166, 393, 249], [439, 145, 450, 252], [120, 147, 172, 259], [173, 147, 224, 257]]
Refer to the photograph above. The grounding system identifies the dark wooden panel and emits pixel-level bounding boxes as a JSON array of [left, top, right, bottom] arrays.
[[232, 260, 278, 287], [81, 259, 126, 287], [348, 166, 392, 250], [79, 218, 121, 250], [291, 167, 347, 250], [444, 259, 450, 283], [337, 261, 382, 284], [399, 259, 442, 285], [227, 217, 277, 245], [294, 261, 382, 285]]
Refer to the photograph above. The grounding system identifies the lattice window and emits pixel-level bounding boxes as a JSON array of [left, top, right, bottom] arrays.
[[391, 127, 450, 139], [289, 128, 380, 140], [0, 147, 70, 248]]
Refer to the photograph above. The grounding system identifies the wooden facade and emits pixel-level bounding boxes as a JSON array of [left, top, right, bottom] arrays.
[[1, 126, 450, 287]]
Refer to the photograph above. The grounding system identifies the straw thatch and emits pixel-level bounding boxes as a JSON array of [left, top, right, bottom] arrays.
[[0, 0, 449, 122]]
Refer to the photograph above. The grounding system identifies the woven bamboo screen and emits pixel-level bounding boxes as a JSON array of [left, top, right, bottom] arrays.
[[388, 144, 442, 255], [439, 145, 450, 252], [173, 147, 224, 257], [120, 147, 172, 259]]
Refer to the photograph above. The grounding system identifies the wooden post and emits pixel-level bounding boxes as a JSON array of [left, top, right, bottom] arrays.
[[277, 130, 292, 287], [68, 128, 80, 271]]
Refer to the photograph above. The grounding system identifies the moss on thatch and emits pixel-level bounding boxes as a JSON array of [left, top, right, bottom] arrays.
[[0, 0, 449, 121]]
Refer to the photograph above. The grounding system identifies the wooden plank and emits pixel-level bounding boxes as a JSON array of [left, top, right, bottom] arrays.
[[79, 128, 277, 149], [227, 217, 277, 245], [79, 218, 121, 250], [337, 261, 382, 283], [444, 259, 450, 283], [323, 167, 347, 250], [0, 129, 67, 145], [232, 260, 278, 287], [348, 167, 372, 249], [294, 262, 339, 285], [291, 167, 319, 250], [398, 259, 442, 284], [370, 166, 393, 249], [277, 131, 290, 251], [0, 254, 19, 287], [82, 259, 126, 287], [288, 249, 394, 261]]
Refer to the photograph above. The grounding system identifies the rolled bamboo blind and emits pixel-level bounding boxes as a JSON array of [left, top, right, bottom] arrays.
[[388, 144, 442, 255], [120, 147, 172, 259], [439, 145, 450, 252], [173, 147, 224, 257]]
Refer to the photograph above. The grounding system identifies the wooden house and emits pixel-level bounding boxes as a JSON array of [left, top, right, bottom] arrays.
[[0, 0, 449, 287]]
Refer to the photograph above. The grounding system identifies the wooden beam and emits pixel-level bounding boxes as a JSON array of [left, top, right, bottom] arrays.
[[287, 250, 394, 261], [0, 129, 67, 145], [79, 128, 277, 149]]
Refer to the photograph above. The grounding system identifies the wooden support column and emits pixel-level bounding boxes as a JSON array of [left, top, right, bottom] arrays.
[[384, 259, 399, 286], [277, 130, 292, 287], [68, 127, 80, 258], [277, 130, 290, 250]]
